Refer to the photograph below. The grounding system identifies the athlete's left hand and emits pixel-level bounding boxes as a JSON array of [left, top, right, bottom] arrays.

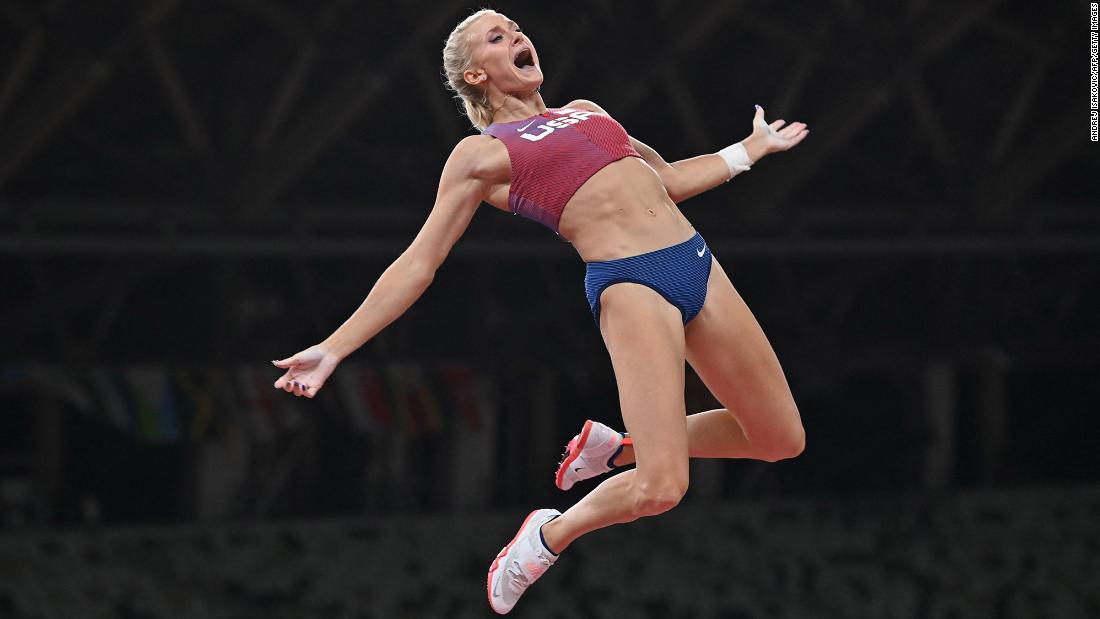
[[749, 104, 809, 156]]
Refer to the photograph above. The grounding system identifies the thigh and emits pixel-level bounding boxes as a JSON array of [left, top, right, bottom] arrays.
[[684, 256, 802, 442], [598, 282, 688, 482]]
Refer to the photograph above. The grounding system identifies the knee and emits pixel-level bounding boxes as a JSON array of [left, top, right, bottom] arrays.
[[760, 421, 806, 463], [630, 475, 689, 518]]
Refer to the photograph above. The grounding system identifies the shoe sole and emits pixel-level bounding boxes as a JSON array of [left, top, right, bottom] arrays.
[[487, 508, 542, 614], [554, 419, 594, 491]]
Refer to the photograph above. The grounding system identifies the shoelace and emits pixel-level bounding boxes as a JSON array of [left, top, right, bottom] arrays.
[[507, 565, 529, 589], [505, 546, 553, 590]]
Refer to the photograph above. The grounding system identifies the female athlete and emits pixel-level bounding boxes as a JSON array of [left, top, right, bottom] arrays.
[[272, 9, 809, 614]]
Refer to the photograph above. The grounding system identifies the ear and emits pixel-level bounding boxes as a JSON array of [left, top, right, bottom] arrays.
[[463, 68, 487, 86]]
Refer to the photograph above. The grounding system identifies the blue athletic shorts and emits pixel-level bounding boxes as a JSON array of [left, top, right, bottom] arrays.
[[584, 231, 712, 326]]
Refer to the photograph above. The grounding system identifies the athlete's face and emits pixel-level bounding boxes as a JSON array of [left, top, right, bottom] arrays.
[[463, 13, 542, 93]]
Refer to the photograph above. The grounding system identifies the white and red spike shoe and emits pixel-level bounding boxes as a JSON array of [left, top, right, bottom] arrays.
[[487, 508, 561, 615], [554, 420, 631, 491]]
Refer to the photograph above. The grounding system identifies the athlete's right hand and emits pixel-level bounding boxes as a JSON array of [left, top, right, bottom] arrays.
[[272, 345, 340, 398]]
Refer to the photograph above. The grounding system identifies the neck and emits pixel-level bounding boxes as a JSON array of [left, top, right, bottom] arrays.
[[488, 87, 548, 124]]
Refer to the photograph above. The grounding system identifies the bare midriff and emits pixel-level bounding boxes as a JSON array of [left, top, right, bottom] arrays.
[[479, 135, 696, 263], [556, 157, 696, 263]]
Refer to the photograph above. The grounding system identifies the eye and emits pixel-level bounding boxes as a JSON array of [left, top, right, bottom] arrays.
[[490, 34, 502, 42]]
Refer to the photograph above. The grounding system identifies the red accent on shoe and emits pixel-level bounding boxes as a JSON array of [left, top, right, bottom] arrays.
[[554, 419, 594, 490], [487, 509, 541, 614]]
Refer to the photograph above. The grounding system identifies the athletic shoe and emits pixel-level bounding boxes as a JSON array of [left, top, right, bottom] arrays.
[[487, 508, 561, 614], [554, 419, 630, 491]]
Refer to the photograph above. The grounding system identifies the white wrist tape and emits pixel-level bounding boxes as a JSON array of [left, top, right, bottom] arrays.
[[717, 142, 753, 181]]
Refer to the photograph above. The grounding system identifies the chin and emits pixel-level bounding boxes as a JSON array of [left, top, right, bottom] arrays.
[[514, 67, 543, 89]]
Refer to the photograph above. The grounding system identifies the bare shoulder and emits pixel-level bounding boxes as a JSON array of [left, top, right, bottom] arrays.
[[447, 134, 508, 180], [564, 98, 609, 114], [450, 134, 498, 162]]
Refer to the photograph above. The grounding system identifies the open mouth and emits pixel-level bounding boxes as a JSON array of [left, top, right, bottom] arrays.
[[513, 47, 535, 69]]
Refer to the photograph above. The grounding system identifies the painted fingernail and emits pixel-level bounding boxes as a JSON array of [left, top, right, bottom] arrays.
[[755, 104, 761, 109]]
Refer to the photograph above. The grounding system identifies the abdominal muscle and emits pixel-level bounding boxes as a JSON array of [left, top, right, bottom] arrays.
[[479, 137, 697, 262], [547, 157, 697, 263]]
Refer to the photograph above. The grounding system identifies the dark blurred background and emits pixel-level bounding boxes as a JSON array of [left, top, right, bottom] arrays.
[[1, 0, 1098, 617]]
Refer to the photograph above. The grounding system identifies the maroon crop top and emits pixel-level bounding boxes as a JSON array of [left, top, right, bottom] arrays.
[[482, 107, 641, 237]]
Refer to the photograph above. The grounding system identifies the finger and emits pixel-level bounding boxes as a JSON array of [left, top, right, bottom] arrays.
[[272, 356, 298, 369], [787, 129, 809, 148], [304, 380, 324, 398], [785, 122, 807, 134], [283, 376, 298, 392], [275, 370, 297, 390], [754, 103, 765, 124], [293, 381, 312, 397], [769, 119, 786, 131], [777, 124, 802, 138]]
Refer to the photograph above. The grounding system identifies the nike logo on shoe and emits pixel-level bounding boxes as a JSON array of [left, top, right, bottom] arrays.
[[696, 246, 706, 257]]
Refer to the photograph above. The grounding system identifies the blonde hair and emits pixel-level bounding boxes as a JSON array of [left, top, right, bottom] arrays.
[[442, 9, 502, 130]]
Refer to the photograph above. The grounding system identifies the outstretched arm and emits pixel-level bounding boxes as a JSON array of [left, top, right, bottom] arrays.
[[272, 136, 491, 397], [567, 99, 808, 203]]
